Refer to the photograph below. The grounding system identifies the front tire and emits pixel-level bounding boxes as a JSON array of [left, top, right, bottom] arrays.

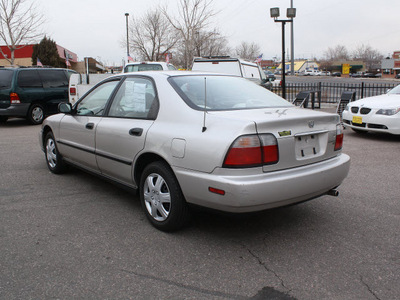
[[28, 104, 44, 125], [140, 161, 190, 231], [0, 116, 8, 123], [44, 131, 66, 174]]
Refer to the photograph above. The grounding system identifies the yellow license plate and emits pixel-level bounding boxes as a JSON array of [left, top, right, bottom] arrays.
[[352, 116, 363, 124]]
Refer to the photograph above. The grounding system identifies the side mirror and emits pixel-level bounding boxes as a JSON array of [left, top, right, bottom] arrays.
[[58, 102, 73, 114]]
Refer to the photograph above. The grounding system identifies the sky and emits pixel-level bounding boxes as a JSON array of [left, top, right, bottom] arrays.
[[34, 0, 400, 66]]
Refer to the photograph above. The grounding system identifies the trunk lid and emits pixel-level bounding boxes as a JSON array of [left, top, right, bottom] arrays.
[[211, 107, 341, 171]]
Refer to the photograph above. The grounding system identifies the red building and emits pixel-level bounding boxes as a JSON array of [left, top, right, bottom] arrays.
[[0, 44, 78, 67]]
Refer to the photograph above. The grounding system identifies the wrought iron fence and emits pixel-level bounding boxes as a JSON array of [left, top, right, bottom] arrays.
[[270, 82, 397, 104]]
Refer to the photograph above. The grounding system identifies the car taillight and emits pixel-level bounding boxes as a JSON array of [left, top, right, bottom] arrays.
[[70, 87, 76, 96], [10, 93, 20, 104], [334, 124, 344, 151], [223, 134, 279, 168]]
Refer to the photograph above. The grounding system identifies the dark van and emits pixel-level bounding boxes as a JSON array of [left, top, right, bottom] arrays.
[[0, 68, 77, 124]]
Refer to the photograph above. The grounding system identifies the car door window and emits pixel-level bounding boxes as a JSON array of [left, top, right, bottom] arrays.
[[17, 70, 42, 88], [108, 77, 158, 119], [38, 70, 68, 88], [76, 80, 119, 116]]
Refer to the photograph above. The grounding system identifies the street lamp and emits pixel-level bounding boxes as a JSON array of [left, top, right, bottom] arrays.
[[270, 7, 296, 99], [125, 13, 129, 61]]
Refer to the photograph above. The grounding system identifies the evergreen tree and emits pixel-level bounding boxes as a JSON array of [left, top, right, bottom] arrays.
[[32, 37, 63, 67]]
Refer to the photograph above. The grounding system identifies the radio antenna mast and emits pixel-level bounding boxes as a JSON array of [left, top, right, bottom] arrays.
[[202, 77, 207, 132]]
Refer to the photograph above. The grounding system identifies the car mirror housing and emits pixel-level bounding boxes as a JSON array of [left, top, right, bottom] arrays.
[[58, 102, 73, 114]]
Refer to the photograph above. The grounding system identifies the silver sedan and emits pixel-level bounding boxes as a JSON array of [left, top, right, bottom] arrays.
[[39, 71, 350, 231]]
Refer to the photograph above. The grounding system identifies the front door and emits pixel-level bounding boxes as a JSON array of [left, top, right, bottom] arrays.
[[57, 79, 121, 171]]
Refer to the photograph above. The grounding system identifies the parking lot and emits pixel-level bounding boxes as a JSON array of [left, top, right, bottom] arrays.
[[1, 118, 399, 299]]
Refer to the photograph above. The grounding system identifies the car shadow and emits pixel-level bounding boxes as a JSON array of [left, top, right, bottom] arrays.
[[0, 118, 32, 127], [345, 130, 400, 142]]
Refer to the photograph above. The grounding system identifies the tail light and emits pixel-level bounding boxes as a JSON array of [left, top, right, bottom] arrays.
[[69, 87, 76, 96], [334, 124, 344, 151], [10, 93, 20, 104], [223, 134, 279, 168]]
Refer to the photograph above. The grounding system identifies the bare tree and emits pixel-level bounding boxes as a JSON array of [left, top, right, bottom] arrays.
[[0, 0, 44, 65], [128, 9, 178, 62], [163, 0, 217, 69], [323, 45, 349, 61], [235, 41, 260, 61], [352, 44, 383, 71], [194, 28, 230, 57]]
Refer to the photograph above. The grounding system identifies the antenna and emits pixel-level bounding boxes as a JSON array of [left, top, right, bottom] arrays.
[[202, 77, 207, 132]]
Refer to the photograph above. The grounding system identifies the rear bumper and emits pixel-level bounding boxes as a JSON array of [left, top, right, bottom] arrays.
[[0, 104, 30, 117], [174, 154, 350, 213]]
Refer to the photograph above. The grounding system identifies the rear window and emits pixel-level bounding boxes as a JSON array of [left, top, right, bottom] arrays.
[[17, 70, 42, 88], [0, 69, 13, 89], [125, 64, 163, 72], [169, 75, 291, 111], [38, 70, 68, 88]]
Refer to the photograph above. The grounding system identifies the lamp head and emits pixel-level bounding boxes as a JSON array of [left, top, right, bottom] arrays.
[[270, 7, 280, 18], [287, 8, 296, 18]]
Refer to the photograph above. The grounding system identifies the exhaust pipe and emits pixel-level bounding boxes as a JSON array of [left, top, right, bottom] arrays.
[[327, 189, 339, 197]]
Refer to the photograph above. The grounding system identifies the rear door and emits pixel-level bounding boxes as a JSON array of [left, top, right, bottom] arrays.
[[0, 69, 14, 109], [38, 69, 69, 114], [57, 78, 121, 171], [95, 76, 159, 186], [15, 69, 45, 107]]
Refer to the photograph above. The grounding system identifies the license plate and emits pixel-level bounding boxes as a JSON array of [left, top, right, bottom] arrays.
[[295, 134, 320, 159], [352, 116, 362, 124]]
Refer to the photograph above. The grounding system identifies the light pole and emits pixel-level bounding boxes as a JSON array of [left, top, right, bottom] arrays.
[[125, 13, 129, 60], [290, 0, 295, 76], [270, 7, 296, 100]]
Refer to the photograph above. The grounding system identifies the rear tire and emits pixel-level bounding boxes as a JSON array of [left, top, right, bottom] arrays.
[[140, 161, 190, 231], [44, 131, 66, 174], [0, 116, 8, 123], [28, 104, 44, 125]]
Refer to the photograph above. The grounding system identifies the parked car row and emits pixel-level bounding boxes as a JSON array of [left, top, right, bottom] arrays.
[[349, 72, 382, 78]]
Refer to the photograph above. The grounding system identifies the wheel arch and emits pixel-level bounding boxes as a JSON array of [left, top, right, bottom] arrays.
[[134, 152, 172, 187], [41, 125, 53, 148]]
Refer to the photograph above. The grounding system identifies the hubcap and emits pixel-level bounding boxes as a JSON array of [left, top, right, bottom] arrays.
[[143, 173, 171, 221], [46, 138, 57, 168], [32, 107, 43, 122]]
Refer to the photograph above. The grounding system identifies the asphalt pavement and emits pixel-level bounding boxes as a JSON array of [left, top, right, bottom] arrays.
[[0, 118, 399, 299]]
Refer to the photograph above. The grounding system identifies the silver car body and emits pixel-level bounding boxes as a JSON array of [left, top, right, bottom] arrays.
[[40, 71, 350, 213]]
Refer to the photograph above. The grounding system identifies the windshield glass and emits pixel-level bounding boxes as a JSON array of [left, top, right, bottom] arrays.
[[387, 84, 400, 95], [169, 75, 291, 111], [0, 69, 13, 89]]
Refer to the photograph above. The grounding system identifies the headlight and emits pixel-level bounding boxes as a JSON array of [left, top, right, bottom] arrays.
[[376, 108, 400, 116], [344, 105, 349, 111]]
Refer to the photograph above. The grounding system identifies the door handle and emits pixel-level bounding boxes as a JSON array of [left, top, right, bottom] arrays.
[[86, 122, 94, 130], [129, 128, 143, 136]]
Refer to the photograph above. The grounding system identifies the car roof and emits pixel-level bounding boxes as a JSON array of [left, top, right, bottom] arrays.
[[119, 70, 242, 79]]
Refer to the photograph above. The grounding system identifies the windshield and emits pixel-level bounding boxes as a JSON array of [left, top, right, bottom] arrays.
[[0, 69, 13, 89], [387, 84, 400, 95], [169, 75, 291, 111]]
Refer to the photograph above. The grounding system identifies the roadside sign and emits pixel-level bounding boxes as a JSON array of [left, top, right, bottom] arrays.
[[342, 64, 350, 75]]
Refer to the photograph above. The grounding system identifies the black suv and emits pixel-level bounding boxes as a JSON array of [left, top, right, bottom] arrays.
[[0, 67, 77, 124]]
